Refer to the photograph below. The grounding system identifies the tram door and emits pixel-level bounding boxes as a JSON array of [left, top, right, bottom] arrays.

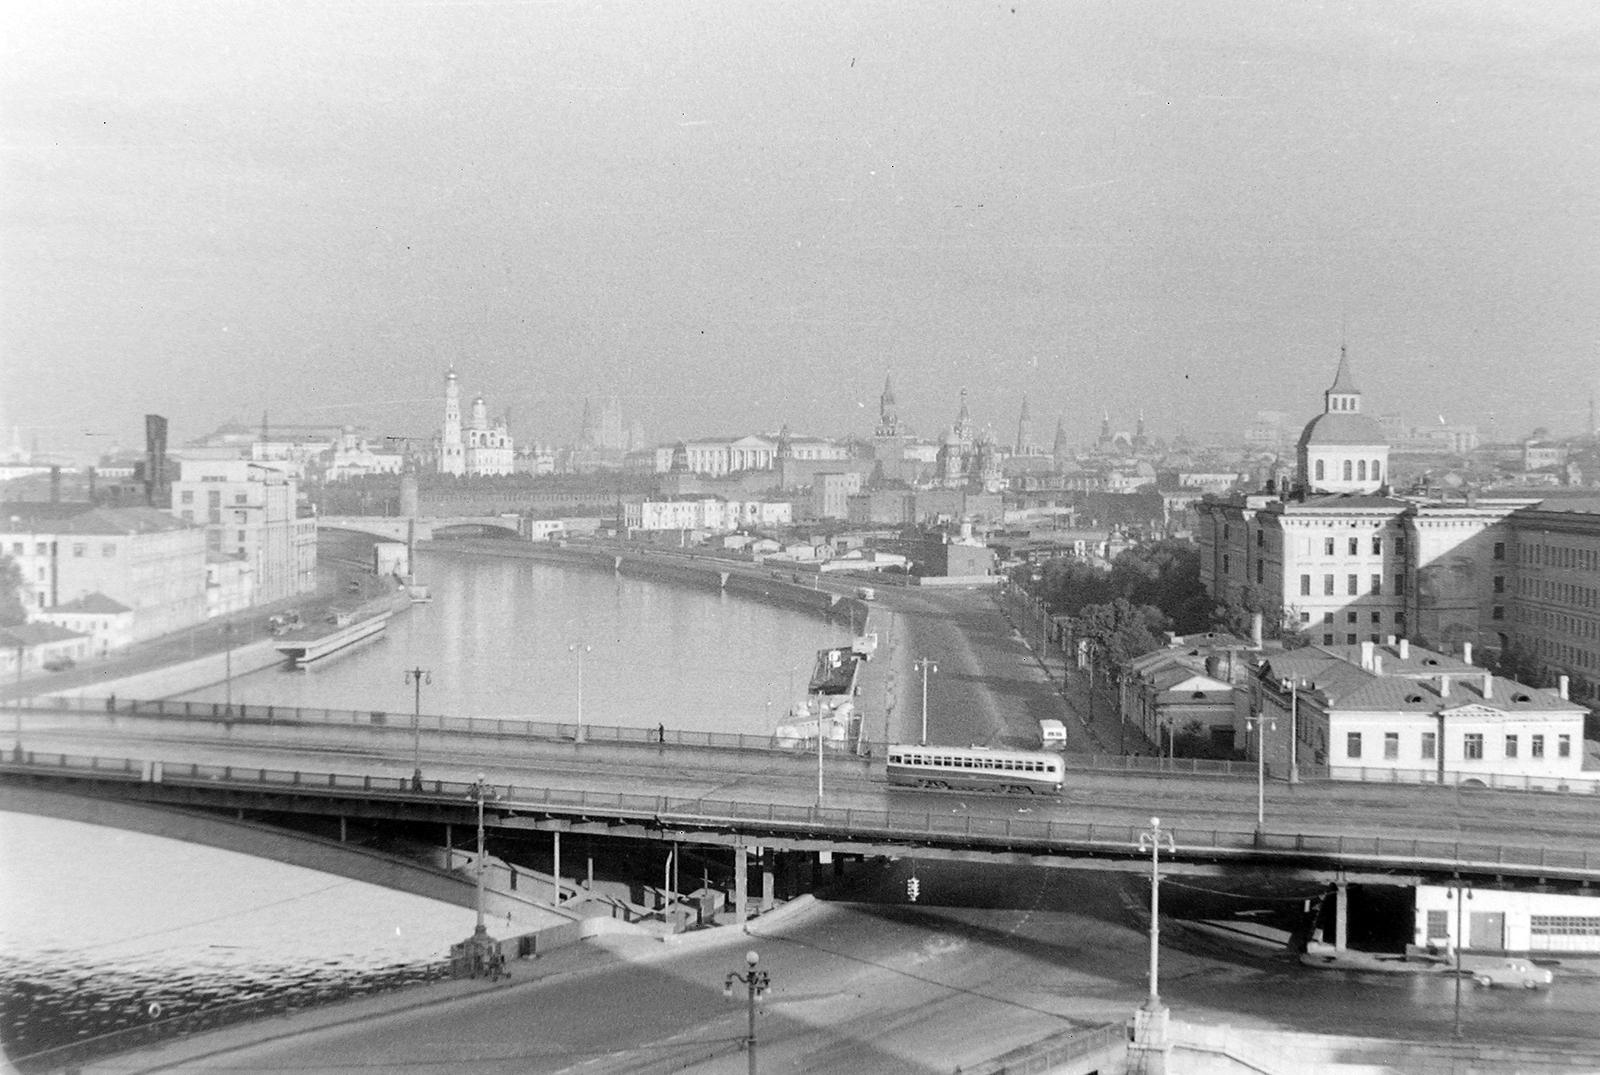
[[1469, 911, 1506, 951]]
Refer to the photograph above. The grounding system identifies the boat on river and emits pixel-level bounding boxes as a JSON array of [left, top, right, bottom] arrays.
[[275, 608, 393, 669]]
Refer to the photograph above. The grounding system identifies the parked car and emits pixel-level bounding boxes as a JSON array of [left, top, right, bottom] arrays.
[[42, 656, 75, 672], [1472, 959, 1554, 989]]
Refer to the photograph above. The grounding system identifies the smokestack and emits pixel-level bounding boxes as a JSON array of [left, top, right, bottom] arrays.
[[1251, 612, 1263, 649], [1399, 638, 1410, 660], [49, 465, 61, 503], [1558, 675, 1570, 701], [1439, 674, 1451, 698], [1360, 640, 1375, 670], [1481, 673, 1492, 700], [1462, 642, 1473, 666]]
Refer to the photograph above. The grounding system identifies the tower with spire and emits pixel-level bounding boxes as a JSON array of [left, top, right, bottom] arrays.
[[1052, 415, 1070, 467], [1015, 395, 1034, 456], [439, 367, 465, 476], [1295, 346, 1388, 494], [875, 374, 900, 438]]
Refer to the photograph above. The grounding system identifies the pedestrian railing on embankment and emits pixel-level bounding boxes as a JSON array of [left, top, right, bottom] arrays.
[[963, 1021, 1127, 1075], [7, 962, 450, 1075], [6, 750, 1600, 882]]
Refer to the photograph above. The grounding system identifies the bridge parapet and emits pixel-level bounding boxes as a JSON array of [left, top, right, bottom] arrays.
[[7, 750, 1599, 883]]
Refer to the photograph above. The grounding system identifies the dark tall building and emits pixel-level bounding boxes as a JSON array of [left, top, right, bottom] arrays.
[[143, 414, 170, 508]]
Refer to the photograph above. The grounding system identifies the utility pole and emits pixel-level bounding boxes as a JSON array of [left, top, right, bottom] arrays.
[[404, 666, 431, 789], [913, 658, 937, 746]]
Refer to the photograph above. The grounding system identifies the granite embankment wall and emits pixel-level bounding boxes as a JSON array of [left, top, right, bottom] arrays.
[[421, 539, 875, 631]]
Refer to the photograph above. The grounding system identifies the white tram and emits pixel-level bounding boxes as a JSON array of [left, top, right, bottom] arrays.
[[884, 744, 1064, 795]]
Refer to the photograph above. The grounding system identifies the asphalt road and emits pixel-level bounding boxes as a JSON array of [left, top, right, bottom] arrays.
[[123, 878, 1600, 1075]]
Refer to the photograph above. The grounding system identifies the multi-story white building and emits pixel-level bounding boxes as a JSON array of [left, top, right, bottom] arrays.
[[623, 497, 792, 533], [438, 367, 465, 476], [170, 460, 316, 605], [0, 505, 207, 642], [1414, 884, 1600, 955], [1507, 499, 1600, 700], [325, 427, 404, 481], [464, 396, 514, 477], [809, 472, 863, 521]]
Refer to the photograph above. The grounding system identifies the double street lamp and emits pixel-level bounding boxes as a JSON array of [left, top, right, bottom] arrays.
[[1245, 711, 1276, 830], [724, 950, 771, 1075], [404, 666, 431, 789]]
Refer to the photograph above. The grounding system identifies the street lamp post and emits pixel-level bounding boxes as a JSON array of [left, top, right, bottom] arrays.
[[1137, 816, 1176, 1008], [724, 950, 771, 1075], [1246, 711, 1276, 830], [1285, 677, 1300, 784], [222, 622, 236, 711], [568, 642, 591, 742], [404, 666, 431, 789], [1451, 879, 1474, 1038], [913, 658, 937, 746]]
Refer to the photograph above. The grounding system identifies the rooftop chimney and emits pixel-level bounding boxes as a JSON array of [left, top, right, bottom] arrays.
[[1360, 640, 1375, 670], [1439, 674, 1451, 698], [1373, 654, 1384, 676], [1462, 642, 1473, 666], [1250, 612, 1263, 650], [1386, 635, 1397, 647], [1481, 673, 1492, 700], [1559, 675, 1570, 701], [1398, 638, 1410, 660]]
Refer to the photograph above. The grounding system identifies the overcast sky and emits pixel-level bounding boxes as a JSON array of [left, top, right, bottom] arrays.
[[3, 1, 1597, 455]]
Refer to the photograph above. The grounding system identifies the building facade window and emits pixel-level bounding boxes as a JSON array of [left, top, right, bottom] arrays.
[[1222, 554, 1230, 574], [1493, 541, 1505, 560], [1358, 460, 1367, 481], [1324, 575, 1335, 596], [1347, 732, 1362, 759], [1324, 537, 1335, 556], [1559, 735, 1572, 758], [1493, 575, 1505, 594], [1371, 575, 1382, 595], [1315, 460, 1325, 481], [1384, 732, 1398, 759], [1421, 732, 1436, 760], [1347, 574, 1359, 596], [1256, 560, 1264, 584], [1300, 575, 1311, 596], [1371, 461, 1381, 482], [1532, 735, 1545, 758], [1464, 733, 1484, 760], [1505, 735, 1518, 759], [1348, 537, 1359, 555], [1372, 536, 1382, 555], [1343, 460, 1353, 481], [72, 543, 85, 557]]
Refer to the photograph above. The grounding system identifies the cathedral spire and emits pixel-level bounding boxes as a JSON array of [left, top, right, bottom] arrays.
[[1324, 346, 1362, 414]]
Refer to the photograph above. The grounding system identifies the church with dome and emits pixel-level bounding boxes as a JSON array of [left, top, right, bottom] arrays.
[[1295, 347, 1388, 495]]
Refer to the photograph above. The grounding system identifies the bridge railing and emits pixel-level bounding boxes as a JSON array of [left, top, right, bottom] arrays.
[[6, 749, 1598, 879], [6, 696, 1270, 775]]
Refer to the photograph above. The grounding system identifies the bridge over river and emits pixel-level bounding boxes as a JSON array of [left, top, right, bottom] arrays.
[[5, 696, 1600, 889]]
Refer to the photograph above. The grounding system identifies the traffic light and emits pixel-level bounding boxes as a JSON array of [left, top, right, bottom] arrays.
[[906, 876, 920, 902]]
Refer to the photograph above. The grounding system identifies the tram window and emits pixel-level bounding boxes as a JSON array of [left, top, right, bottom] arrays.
[[890, 754, 900, 764]]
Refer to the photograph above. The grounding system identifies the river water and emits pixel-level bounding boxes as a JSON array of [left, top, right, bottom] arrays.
[[0, 550, 846, 1062]]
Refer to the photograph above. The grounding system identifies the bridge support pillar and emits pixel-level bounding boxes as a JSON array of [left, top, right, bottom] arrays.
[[1127, 1002, 1172, 1075], [760, 848, 775, 912], [1334, 879, 1349, 952], [733, 844, 748, 925], [553, 831, 563, 905]]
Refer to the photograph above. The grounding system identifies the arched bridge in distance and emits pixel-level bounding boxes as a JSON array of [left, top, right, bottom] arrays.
[[6, 696, 1600, 892], [317, 515, 524, 543]]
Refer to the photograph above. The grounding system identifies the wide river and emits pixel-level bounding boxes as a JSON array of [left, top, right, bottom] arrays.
[[0, 550, 846, 1062]]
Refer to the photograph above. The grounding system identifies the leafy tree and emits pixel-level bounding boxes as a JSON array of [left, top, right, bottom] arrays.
[[0, 555, 26, 627], [1037, 557, 1116, 618], [1079, 597, 1169, 671], [1110, 539, 1211, 633]]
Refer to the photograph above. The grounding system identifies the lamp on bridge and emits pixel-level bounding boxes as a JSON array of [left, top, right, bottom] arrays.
[[404, 666, 431, 790], [723, 950, 771, 1075], [1449, 879, 1474, 1039], [568, 642, 591, 743], [1245, 711, 1277, 832], [912, 657, 937, 746]]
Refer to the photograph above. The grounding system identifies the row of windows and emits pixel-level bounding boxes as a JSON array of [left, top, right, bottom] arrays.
[[889, 753, 1058, 774], [1346, 731, 1571, 761], [9, 541, 116, 557], [1304, 609, 1405, 627], [1531, 916, 1600, 936], [1520, 543, 1600, 573], [1313, 459, 1383, 482], [1532, 635, 1600, 673], [1520, 608, 1600, 645], [1300, 573, 1401, 597], [1521, 577, 1600, 609]]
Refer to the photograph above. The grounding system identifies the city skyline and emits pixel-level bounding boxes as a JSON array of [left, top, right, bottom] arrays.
[[5, 3, 1598, 453]]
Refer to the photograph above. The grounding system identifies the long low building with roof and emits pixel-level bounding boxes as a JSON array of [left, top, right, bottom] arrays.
[[1249, 637, 1588, 789]]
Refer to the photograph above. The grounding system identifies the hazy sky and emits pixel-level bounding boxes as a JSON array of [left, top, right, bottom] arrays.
[[4, 1, 1597, 455]]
